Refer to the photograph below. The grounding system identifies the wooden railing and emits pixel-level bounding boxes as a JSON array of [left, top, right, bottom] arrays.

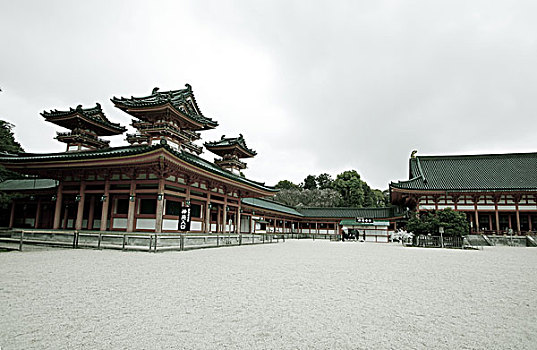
[[0, 230, 285, 253]]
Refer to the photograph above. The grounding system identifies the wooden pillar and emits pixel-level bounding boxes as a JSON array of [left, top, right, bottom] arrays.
[[495, 200, 500, 234], [515, 203, 521, 235], [62, 203, 69, 229], [53, 183, 63, 229], [87, 196, 95, 230], [528, 214, 533, 232], [473, 196, 479, 233], [34, 199, 42, 229], [250, 213, 254, 234], [217, 206, 222, 233], [100, 179, 110, 231], [9, 201, 16, 228], [205, 194, 211, 233], [488, 214, 492, 232], [223, 198, 228, 234], [126, 180, 136, 232], [155, 178, 165, 233], [237, 203, 241, 233], [316, 222, 319, 234], [75, 181, 86, 230], [508, 214, 512, 230]]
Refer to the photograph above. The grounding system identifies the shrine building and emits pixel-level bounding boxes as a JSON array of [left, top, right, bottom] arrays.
[[390, 151, 537, 235], [0, 85, 403, 237]]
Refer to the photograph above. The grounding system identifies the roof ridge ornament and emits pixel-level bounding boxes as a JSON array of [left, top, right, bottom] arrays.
[[411, 150, 418, 158], [152, 87, 160, 94]]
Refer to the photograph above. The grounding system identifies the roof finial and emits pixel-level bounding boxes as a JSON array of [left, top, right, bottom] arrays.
[[96, 102, 101, 109], [185, 83, 192, 91], [152, 87, 159, 94], [221, 135, 225, 140], [411, 150, 418, 158]]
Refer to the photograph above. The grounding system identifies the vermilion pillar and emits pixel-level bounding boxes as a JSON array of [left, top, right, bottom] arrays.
[[237, 202, 241, 233], [34, 199, 42, 229], [53, 183, 63, 229], [87, 196, 95, 230], [515, 204, 521, 234], [126, 180, 136, 232], [495, 200, 500, 234], [205, 193, 211, 233], [222, 199, 228, 234], [155, 178, 165, 233], [75, 181, 86, 230], [9, 201, 16, 228], [100, 178, 110, 231]]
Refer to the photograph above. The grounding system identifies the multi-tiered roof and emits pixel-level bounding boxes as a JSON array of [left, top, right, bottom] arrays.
[[111, 84, 218, 155], [41, 103, 126, 151], [205, 134, 257, 172]]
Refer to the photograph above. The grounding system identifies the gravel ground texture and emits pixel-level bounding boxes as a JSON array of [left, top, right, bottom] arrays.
[[1, 240, 536, 350]]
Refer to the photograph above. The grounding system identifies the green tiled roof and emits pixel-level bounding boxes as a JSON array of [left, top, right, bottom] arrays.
[[0, 144, 276, 193], [240, 199, 404, 219], [339, 219, 390, 226], [111, 85, 218, 130], [204, 134, 257, 157], [41, 103, 126, 135], [0, 178, 58, 191], [241, 198, 303, 216], [298, 206, 404, 219], [391, 152, 537, 191]]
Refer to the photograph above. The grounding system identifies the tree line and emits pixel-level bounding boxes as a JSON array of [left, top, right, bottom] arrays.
[[272, 170, 389, 208], [0, 120, 24, 208]]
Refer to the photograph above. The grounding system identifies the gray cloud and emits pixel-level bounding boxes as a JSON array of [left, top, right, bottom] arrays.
[[2, 0, 536, 189]]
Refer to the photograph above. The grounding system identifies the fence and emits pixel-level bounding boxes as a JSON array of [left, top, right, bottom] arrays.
[[0, 229, 285, 253], [414, 235, 464, 248], [282, 233, 340, 240]]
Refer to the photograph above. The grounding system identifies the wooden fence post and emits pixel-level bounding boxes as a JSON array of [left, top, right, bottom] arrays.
[[180, 234, 185, 251], [154, 234, 158, 252], [19, 231, 24, 251], [122, 235, 126, 250], [98, 233, 102, 250], [149, 235, 153, 252], [217, 234, 220, 247], [239, 234, 242, 246]]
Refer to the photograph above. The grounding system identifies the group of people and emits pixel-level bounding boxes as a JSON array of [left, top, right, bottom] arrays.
[[342, 229, 366, 242]]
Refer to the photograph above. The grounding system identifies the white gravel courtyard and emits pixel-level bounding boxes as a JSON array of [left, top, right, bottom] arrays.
[[1, 240, 536, 349]]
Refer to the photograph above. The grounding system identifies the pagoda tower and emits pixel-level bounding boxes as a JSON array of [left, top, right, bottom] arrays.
[[204, 134, 257, 174], [41, 103, 126, 151], [111, 84, 218, 155]]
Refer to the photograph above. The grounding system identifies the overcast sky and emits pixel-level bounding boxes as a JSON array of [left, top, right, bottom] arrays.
[[1, 1, 536, 190]]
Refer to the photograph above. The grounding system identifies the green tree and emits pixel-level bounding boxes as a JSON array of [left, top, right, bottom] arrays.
[[406, 208, 469, 236], [275, 180, 300, 190], [272, 188, 342, 207], [0, 120, 23, 154], [0, 120, 24, 208], [316, 173, 333, 190], [331, 170, 365, 206], [302, 175, 317, 190], [0, 120, 23, 182]]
